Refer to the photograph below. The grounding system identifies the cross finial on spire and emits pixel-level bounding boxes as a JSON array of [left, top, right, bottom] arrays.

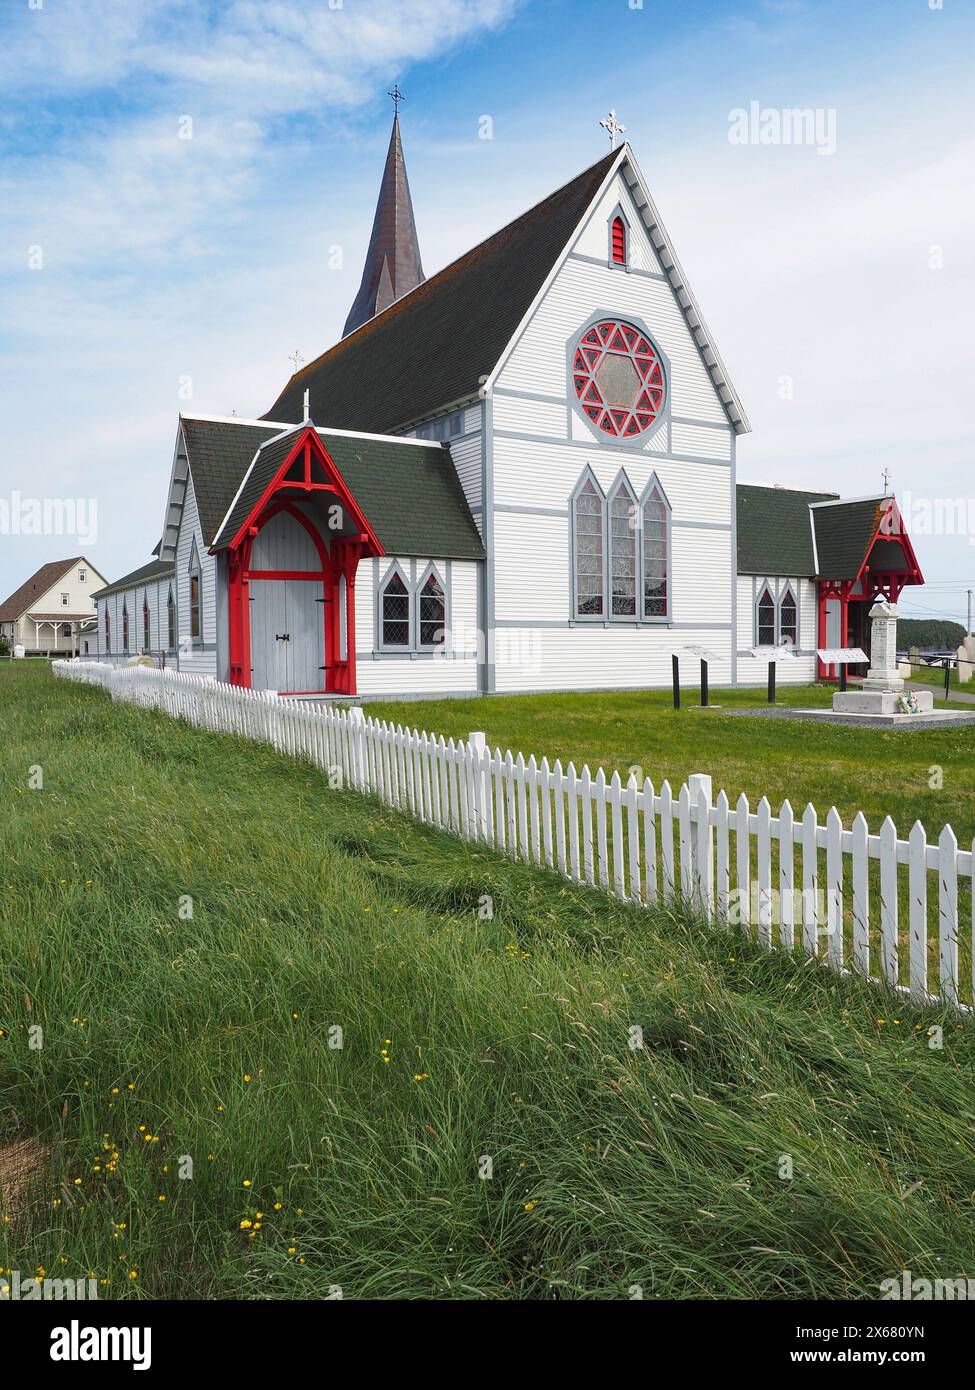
[[388, 83, 405, 115], [289, 349, 304, 374], [599, 109, 626, 149], [882, 466, 892, 495]]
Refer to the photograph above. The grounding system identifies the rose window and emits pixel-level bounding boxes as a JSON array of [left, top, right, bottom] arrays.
[[572, 320, 665, 438]]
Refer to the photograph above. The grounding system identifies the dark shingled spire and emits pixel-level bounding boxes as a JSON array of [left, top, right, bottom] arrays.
[[343, 113, 425, 338]]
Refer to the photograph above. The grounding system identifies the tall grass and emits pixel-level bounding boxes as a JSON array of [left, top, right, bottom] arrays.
[[1, 663, 974, 1299]]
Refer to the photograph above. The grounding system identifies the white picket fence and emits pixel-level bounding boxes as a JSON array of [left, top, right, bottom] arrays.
[[53, 660, 974, 1013]]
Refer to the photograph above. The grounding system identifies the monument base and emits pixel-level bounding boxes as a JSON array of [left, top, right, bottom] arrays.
[[832, 688, 933, 716]]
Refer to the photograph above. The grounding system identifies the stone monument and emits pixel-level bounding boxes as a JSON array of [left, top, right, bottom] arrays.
[[833, 601, 933, 715]]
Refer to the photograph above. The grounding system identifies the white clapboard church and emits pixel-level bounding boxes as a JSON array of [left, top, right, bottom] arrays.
[[92, 110, 923, 698]]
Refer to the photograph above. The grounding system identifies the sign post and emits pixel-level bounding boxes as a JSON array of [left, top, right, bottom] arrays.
[[672, 646, 722, 709], [747, 646, 797, 705]]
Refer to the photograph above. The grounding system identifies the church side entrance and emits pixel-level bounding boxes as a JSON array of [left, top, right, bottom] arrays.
[[245, 504, 330, 695]]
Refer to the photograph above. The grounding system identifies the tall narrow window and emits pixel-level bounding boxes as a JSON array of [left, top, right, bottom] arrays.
[[779, 587, 798, 647], [190, 572, 201, 640], [418, 571, 446, 647], [641, 480, 670, 619], [122, 599, 130, 653], [167, 589, 176, 650], [757, 586, 776, 646], [380, 571, 410, 647], [608, 479, 637, 617], [104, 606, 111, 652], [143, 594, 150, 651], [611, 216, 627, 265], [573, 476, 604, 617]]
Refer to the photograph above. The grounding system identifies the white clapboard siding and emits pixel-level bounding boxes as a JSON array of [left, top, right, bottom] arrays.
[[53, 660, 975, 1017]]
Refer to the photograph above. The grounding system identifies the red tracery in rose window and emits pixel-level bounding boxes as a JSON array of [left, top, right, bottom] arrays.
[[572, 320, 665, 438]]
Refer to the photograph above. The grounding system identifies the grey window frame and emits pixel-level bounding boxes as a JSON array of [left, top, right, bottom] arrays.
[[377, 561, 412, 652], [570, 466, 674, 626], [778, 581, 799, 648], [187, 537, 203, 646], [566, 310, 671, 448], [607, 201, 631, 269], [415, 562, 448, 651], [755, 582, 777, 647], [639, 472, 672, 624], [607, 470, 639, 621], [570, 466, 608, 622]]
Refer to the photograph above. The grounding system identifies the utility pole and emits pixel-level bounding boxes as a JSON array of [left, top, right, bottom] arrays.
[[968, 588, 972, 637]]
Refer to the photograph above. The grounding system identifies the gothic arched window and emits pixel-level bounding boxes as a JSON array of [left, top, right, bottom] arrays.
[[779, 586, 798, 647], [571, 473, 605, 618], [608, 475, 638, 617], [757, 586, 776, 646], [380, 568, 410, 648], [611, 215, 627, 265], [418, 569, 446, 648], [641, 478, 671, 620]]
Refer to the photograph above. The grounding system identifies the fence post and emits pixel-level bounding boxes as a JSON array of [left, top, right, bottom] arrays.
[[688, 772, 713, 917], [468, 731, 488, 842], [349, 705, 366, 790]]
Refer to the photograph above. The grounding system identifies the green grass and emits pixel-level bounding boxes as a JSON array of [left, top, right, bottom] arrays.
[[905, 662, 962, 693], [2, 661, 975, 1300], [366, 684, 975, 845]]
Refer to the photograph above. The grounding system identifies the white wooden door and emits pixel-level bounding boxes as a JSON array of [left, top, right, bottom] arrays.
[[284, 581, 326, 692], [249, 581, 289, 692]]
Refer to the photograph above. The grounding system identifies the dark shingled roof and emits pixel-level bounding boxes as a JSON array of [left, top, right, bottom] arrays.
[[91, 557, 174, 600], [811, 497, 888, 581], [736, 485, 837, 577], [0, 557, 84, 621], [180, 417, 484, 561], [265, 149, 620, 433], [215, 430, 302, 549]]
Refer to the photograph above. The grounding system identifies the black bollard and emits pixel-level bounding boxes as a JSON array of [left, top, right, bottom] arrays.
[[767, 659, 776, 704], [839, 662, 847, 692], [700, 658, 709, 708], [944, 658, 951, 703], [672, 653, 680, 710]]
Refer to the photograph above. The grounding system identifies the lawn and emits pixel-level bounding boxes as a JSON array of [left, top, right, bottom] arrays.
[[366, 684, 975, 846], [2, 661, 975, 1300]]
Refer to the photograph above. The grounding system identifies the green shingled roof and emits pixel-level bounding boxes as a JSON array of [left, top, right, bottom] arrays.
[[811, 497, 888, 581], [180, 416, 485, 561], [91, 557, 174, 600], [736, 485, 837, 576]]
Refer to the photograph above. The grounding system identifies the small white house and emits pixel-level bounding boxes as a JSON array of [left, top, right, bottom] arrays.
[[0, 556, 106, 656]]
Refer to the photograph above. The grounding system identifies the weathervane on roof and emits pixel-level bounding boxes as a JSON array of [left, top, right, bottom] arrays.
[[882, 466, 892, 495], [289, 349, 304, 374], [599, 109, 626, 150], [388, 83, 405, 115]]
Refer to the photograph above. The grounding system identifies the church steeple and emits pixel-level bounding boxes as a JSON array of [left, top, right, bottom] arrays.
[[343, 94, 425, 338]]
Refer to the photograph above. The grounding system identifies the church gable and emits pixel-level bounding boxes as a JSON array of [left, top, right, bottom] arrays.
[[489, 148, 748, 439]]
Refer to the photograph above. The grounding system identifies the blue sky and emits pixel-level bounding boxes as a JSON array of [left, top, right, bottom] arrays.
[[1, 0, 973, 623]]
